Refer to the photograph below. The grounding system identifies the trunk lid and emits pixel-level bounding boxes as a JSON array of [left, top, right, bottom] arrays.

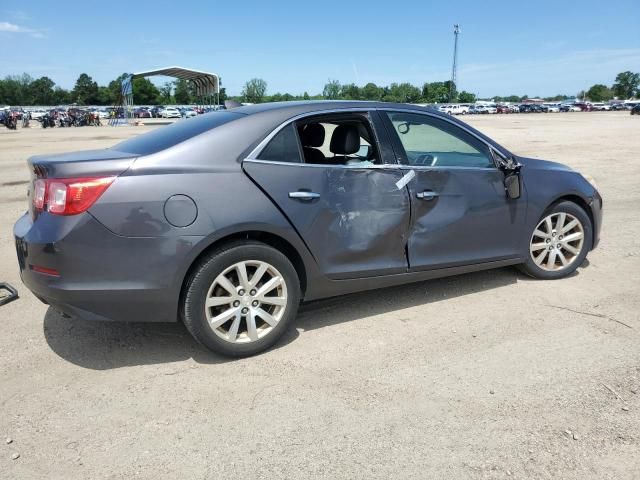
[[28, 148, 137, 178]]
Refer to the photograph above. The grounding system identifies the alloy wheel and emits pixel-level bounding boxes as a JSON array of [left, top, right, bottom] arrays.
[[530, 212, 585, 271], [204, 260, 288, 343]]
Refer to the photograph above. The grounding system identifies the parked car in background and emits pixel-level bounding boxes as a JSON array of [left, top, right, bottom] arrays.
[[610, 103, 628, 111], [545, 104, 560, 113], [508, 105, 520, 113], [475, 105, 497, 114], [29, 109, 47, 120], [496, 105, 511, 114], [438, 104, 469, 115], [134, 108, 152, 119], [13, 101, 603, 356], [560, 104, 581, 112], [631, 104, 640, 115], [161, 107, 181, 118], [574, 103, 593, 112], [590, 103, 610, 111], [183, 108, 198, 118]]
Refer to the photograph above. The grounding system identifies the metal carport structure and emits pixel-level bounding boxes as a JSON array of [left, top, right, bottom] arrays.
[[113, 66, 220, 125]]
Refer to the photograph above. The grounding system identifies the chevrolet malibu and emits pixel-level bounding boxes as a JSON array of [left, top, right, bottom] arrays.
[[14, 101, 602, 357]]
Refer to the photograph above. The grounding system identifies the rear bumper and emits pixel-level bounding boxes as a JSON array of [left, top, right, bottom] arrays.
[[14, 212, 200, 323]]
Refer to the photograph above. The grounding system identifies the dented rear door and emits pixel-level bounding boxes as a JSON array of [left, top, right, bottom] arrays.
[[243, 161, 410, 279]]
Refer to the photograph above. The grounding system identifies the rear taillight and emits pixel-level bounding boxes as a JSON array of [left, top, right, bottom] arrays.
[[34, 179, 46, 210], [32, 177, 115, 215]]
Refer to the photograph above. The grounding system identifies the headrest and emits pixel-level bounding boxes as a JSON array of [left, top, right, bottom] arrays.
[[301, 123, 325, 147], [330, 125, 359, 155]]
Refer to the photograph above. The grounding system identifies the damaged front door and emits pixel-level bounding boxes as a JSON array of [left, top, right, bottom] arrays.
[[243, 113, 411, 280]]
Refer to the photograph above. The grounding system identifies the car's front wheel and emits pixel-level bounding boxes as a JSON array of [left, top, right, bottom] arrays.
[[182, 242, 301, 357], [518, 201, 592, 279]]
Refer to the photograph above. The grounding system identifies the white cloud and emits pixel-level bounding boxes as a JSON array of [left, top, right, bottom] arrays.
[[0, 21, 45, 38]]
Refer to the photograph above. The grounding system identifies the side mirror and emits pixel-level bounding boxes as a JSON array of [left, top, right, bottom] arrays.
[[504, 173, 521, 199]]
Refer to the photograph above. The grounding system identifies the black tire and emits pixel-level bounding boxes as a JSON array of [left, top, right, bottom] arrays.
[[518, 201, 593, 280], [182, 241, 301, 357]]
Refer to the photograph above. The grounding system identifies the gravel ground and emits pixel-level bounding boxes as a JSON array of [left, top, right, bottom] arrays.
[[0, 112, 639, 479]]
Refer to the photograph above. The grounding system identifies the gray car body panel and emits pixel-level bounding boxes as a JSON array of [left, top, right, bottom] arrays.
[[14, 101, 602, 323]]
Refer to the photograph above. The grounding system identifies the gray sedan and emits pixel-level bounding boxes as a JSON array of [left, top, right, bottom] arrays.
[[14, 101, 602, 356]]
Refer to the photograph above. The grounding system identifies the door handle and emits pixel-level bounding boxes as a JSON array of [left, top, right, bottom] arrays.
[[416, 190, 438, 201], [289, 191, 320, 201]]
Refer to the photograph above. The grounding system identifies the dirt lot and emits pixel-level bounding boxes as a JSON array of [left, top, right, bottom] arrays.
[[1, 112, 639, 479]]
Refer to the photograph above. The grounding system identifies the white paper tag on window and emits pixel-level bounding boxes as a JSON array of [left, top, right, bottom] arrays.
[[395, 169, 416, 190]]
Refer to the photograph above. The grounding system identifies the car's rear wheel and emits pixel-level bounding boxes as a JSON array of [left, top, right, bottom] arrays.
[[182, 242, 300, 357], [518, 201, 592, 279]]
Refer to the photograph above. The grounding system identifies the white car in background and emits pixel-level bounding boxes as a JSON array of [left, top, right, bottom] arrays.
[[29, 109, 46, 120], [438, 104, 469, 115], [591, 103, 610, 111], [161, 107, 181, 118], [475, 105, 497, 114], [183, 108, 197, 118], [545, 104, 560, 113], [92, 108, 109, 119]]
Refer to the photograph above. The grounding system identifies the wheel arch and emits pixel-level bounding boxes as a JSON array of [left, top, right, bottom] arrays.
[[177, 230, 308, 317], [545, 193, 596, 246]]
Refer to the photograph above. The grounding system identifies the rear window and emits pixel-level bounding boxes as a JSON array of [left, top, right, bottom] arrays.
[[257, 124, 303, 163], [112, 111, 242, 155]]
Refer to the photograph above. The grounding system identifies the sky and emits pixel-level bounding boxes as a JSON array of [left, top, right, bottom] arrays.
[[1, 0, 639, 98]]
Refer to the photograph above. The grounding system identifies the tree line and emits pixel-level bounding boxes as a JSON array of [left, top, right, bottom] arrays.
[[0, 73, 230, 106], [581, 71, 640, 102], [1, 70, 638, 106]]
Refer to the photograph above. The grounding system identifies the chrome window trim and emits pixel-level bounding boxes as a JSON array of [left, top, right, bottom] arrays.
[[243, 158, 400, 170], [244, 106, 506, 169]]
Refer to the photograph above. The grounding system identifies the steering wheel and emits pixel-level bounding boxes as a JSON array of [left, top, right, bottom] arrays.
[[414, 154, 438, 166]]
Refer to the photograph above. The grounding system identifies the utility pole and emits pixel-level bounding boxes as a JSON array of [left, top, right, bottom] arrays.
[[450, 24, 460, 103]]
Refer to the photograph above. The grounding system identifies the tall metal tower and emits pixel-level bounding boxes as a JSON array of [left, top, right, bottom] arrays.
[[449, 24, 460, 102]]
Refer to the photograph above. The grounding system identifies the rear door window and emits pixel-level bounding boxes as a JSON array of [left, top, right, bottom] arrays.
[[258, 124, 303, 163]]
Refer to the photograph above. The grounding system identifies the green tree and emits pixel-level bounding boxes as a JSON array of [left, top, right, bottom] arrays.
[[174, 79, 191, 104], [612, 71, 640, 99], [341, 83, 361, 100], [72, 73, 99, 105], [421, 81, 449, 103], [52, 86, 71, 105], [132, 77, 161, 104], [322, 79, 341, 99], [303, 91, 310, 100], [218, 87, 228, 104], [361, 82, 383, 101], [242, 78, 267, 103], [159, 82, 173, 103], [457, 91, 476, 103], [1, 74, 33, 104], [383, 83, 421, 103], [544, 94, 570, 102], [586, 84, 613, 102], [444, 80, 457, 102], [27, 76, 56, 105], [107, 73, 130, 104]]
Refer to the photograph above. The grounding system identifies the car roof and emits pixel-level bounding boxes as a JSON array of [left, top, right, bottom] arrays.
[[232, 100, 435, 116]]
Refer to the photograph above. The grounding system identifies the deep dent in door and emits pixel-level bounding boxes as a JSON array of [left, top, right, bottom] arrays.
[[243, 161, 411, 279], [323, 168, 410, 272]]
